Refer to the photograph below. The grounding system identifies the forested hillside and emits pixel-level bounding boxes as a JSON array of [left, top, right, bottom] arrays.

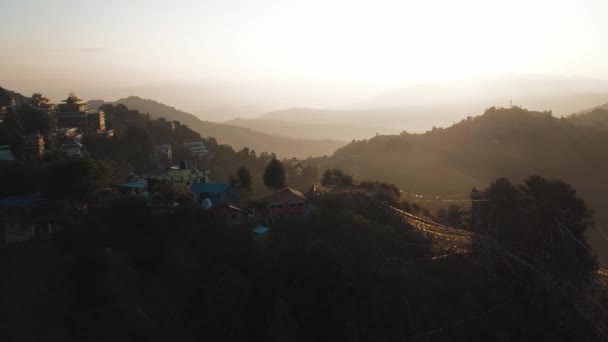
[[319, 106, 608, 260], [89, 97, 345, 158]]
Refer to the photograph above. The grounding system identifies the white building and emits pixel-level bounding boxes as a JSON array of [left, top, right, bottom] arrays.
[[183, 141, 208, 157]]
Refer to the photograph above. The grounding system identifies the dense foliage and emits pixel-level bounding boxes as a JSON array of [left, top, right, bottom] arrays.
[[1, 196, 602, 341], [263, 158, 286, 191], [472, 175, 597, 284]]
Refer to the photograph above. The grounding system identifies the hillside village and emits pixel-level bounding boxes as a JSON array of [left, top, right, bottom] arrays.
[[0, 89, 319, 246]]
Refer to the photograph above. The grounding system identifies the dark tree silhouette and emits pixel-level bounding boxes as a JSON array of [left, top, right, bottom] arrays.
[[321, 169, 335, 186], [472, 175, 597, 284], [236, 166, 252, 192], [263, 158, 286, 191], [0, 87, 11, 106]]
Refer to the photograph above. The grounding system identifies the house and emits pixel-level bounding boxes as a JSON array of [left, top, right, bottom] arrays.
[[0, 196, 54, 244], [191, 183, 237, 207], [0, 145, 16, 161], [23, 132, 45, 160], [183, 141, 208, 157], [142, 161, 210, 187], [264, 187, 308, 217]]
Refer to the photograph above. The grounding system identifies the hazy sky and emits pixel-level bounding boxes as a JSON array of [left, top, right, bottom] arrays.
[[1, 0, 608, 106]]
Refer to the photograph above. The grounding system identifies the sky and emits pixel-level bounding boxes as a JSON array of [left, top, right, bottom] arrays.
[[1, 0, 608, 110]]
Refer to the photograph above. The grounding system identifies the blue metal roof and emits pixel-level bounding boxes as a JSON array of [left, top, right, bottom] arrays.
[[117, 180, 148, 189], [0, 196, 42, 208], [253, 226, 270, 235], [191, 183, 231, 194]]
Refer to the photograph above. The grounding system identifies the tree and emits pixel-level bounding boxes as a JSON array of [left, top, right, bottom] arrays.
[[19, 105, 54, 134], [472, 175, 597, 284], [263, 158, 286, 191], [236, 166, 252, 192], [0, 111, 25, 159], [321, 169, 335, 186], [40, 158, 112, 202], [0, 87, 11, 106], [321, 169, 353, 187]]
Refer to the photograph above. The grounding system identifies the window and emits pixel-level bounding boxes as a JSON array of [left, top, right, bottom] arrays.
[[297, 202, 305, 207], [289, 203, 298, 208]]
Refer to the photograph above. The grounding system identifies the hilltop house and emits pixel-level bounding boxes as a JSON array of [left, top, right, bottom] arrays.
[[142, 162, 210, 187], [0, 196, 54, 244], [264, 187, 308, 217]]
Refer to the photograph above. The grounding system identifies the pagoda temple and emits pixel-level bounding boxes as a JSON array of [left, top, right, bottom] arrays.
[[30, 93, 55, 111], [55, 92, 105, 133]]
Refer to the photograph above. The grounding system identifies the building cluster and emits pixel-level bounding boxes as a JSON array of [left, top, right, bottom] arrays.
[[0, 92, 310, 246], [0, 92, 110, 161]]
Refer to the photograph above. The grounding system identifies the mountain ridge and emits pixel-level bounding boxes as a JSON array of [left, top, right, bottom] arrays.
[[88, 96, 346, 158]]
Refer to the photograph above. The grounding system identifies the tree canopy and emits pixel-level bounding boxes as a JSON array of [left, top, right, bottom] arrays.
[[472, 175, 597, 284], [236, 166, 252, 192], [263, 158, 286, 191]]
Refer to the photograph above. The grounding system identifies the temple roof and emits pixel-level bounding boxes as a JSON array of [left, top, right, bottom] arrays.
[[62, 92, 83, 104]]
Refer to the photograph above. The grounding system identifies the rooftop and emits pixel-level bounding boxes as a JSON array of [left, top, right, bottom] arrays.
[[0, 196, 42, 208], [191, 183, 231, 194], [61, 92, 83, 104], [117, 180, 148, 189], [265, 187, 308, 201], [253, 225, 270, 235]]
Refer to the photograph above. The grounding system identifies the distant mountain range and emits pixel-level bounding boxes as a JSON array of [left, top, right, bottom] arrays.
[[225, 110, 400, 141], [222, 75, 608, 137], [88, 96, 345, 159]]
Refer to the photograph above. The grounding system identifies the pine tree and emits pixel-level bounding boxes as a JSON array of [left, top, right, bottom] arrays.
[[263, 158, 286, 191]]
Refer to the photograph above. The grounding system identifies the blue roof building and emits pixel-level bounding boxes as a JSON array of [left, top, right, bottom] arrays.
[[116, 180, 149, 196], [191, 183, 237, 207], [117, 180, 148, 189]]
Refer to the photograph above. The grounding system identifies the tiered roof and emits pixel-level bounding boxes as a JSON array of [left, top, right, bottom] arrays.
[[62, 92, 83, 104]]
